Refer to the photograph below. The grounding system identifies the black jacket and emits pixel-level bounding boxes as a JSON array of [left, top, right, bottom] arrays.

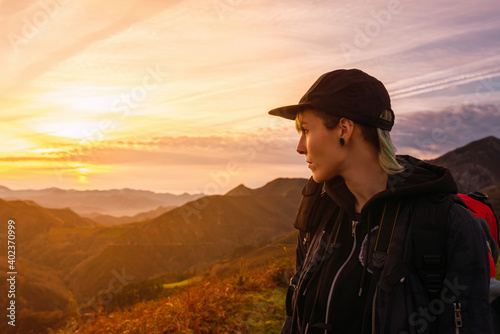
[[281, 156, 493, 334]]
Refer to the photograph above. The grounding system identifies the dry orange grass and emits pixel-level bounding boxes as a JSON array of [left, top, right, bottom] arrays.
[[58, 258, 293, 334]]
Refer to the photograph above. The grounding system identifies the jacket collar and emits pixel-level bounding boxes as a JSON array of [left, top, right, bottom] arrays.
[[325, 155, 458, 215]]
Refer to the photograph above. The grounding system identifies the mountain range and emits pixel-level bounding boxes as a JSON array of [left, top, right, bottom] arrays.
[[83, 205, 176, 225], [0, 187, 203, 217]]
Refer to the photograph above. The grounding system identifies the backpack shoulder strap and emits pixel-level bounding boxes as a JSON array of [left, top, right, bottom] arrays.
[[373, 199, 402, 255], [361, 198, 402, 333], [412, 193, 459, 300]]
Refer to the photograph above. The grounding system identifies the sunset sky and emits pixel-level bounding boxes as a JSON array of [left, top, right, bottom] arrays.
[[1, 0, 500, 194]]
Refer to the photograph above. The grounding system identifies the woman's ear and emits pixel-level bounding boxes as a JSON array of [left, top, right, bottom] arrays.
[[338, 118, 355, 143]]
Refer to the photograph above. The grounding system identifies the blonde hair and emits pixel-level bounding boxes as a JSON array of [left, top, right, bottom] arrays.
[[376, 110, 405, 174], [295, 109, 341, 133], [295, 109, 405, 175]]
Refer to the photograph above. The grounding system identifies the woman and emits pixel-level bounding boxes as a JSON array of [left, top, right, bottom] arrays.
[[268, 69, 493, 333]]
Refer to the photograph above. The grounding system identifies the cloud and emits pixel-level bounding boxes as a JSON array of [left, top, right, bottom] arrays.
[[2, 0, 500, 193], [391, 103, 500, 158], [6, 124, 300, 167], [0, 0, 182, 96]]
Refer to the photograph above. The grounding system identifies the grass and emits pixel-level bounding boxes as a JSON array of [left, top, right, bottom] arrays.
[[55, 247, 294, 334], [162, 277, 201, 289]]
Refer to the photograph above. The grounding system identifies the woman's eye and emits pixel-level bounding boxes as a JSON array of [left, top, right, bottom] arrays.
[[302, 129, 309, 134]]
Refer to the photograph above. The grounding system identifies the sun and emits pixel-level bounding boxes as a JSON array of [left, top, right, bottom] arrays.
[[78, 175, 88, 184], [76, 167, 89, 184]]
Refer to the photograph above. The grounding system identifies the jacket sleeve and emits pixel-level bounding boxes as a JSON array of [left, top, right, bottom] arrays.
[[437, 203, 494, 333], [477, 217, 499, 264], [280, 231, 307, 334], [281, 177, 320, 334]]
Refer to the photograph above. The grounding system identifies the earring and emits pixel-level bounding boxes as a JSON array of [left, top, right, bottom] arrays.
[[340, 138, 345, 146]]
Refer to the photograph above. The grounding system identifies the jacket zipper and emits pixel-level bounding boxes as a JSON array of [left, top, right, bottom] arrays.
[[323, 220, 358, 333], [454, 302, 462, 334]]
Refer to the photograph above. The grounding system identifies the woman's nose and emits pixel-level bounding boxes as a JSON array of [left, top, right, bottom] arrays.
[[296, 134, 307, 155]]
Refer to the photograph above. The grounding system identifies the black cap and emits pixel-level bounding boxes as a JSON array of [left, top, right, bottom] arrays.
[[268, 69, 394, 131]]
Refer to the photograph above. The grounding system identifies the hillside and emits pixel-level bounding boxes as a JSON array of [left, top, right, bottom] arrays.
[[0, 199, 96, 240], [55, 231, 299, 334], [65, 187, 304, 300], [0, 200, 102, 333], [480, 183, 500, 214], [428, 136, 500, 193], [0, 257, 69, 333]]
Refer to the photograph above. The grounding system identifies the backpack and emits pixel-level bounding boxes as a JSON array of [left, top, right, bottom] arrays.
[[373, 192, 498, 294], [374, 191, 500, 332], [459, 192, 499, 247]]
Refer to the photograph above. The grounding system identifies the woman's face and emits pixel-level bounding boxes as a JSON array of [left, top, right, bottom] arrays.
[[296, 109, 343, 183]]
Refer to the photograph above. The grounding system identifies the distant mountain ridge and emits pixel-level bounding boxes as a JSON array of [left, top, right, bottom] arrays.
[[0, 186, 204, 217], [84, 205, 176, 226], [225, 178, 307, 197], [427, 136, 500, 193]]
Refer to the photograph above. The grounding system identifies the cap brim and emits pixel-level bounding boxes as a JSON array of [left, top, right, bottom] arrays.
[[268, 104, 306, 120]]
